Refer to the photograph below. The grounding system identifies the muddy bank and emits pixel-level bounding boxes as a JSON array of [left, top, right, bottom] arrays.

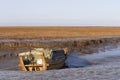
[[0, 37, 120, 71], [0, 36, 119, 52], [1, 62, 120, 80], [1, 46, 120, 79], [0, 36, 119, 60]]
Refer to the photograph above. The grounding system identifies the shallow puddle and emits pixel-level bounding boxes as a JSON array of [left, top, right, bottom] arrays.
[[66, 43, 120, 68]]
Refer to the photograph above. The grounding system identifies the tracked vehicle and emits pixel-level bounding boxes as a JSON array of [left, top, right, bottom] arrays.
[[18, 48, 66, 71]]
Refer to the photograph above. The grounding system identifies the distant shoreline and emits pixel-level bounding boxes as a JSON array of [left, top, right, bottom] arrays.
[[0, 26, 120, 27]]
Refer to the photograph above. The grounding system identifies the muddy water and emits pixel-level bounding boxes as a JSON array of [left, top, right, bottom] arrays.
[[66, 43, 120, 68], [83, 44, 120, 65]]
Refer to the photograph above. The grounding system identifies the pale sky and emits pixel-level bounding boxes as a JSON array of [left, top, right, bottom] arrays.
[[0, 0, 120, 26]]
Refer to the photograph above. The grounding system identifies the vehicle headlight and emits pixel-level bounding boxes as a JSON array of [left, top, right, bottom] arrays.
[[37, 59, 42, 65]]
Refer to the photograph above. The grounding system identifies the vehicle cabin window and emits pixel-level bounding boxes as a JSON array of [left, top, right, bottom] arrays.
[[51, 50, 65, 61]]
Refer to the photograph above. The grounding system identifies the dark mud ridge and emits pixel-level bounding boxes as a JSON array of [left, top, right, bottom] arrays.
[[0, 36, 120, 54]]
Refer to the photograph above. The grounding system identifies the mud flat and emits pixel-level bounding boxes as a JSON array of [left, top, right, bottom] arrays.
[[1, 62, 120, 80], [1, 45, 120, 80], [0, 36, 120, 70], [0, 27, 120, 39], [0, 36, 120, 80]]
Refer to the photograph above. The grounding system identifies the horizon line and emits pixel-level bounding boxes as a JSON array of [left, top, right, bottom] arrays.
[[0, 26, 120, 27]]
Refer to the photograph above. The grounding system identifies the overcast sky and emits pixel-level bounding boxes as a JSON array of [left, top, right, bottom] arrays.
[[0, 0, 120, 26]]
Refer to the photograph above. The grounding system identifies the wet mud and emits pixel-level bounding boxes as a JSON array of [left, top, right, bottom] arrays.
[[0, 36, 120, 70]]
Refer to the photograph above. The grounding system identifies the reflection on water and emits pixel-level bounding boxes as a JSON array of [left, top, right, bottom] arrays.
[[65, 43, 120, 68], [83, 44, 120, 61], [65, 53, 91, 68]]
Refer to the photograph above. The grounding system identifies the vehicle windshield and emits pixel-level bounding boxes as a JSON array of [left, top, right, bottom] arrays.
[[51, 50, 65, 61]]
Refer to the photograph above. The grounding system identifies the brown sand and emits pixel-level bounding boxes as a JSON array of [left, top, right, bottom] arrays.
[[0, 27, 120, 39]]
